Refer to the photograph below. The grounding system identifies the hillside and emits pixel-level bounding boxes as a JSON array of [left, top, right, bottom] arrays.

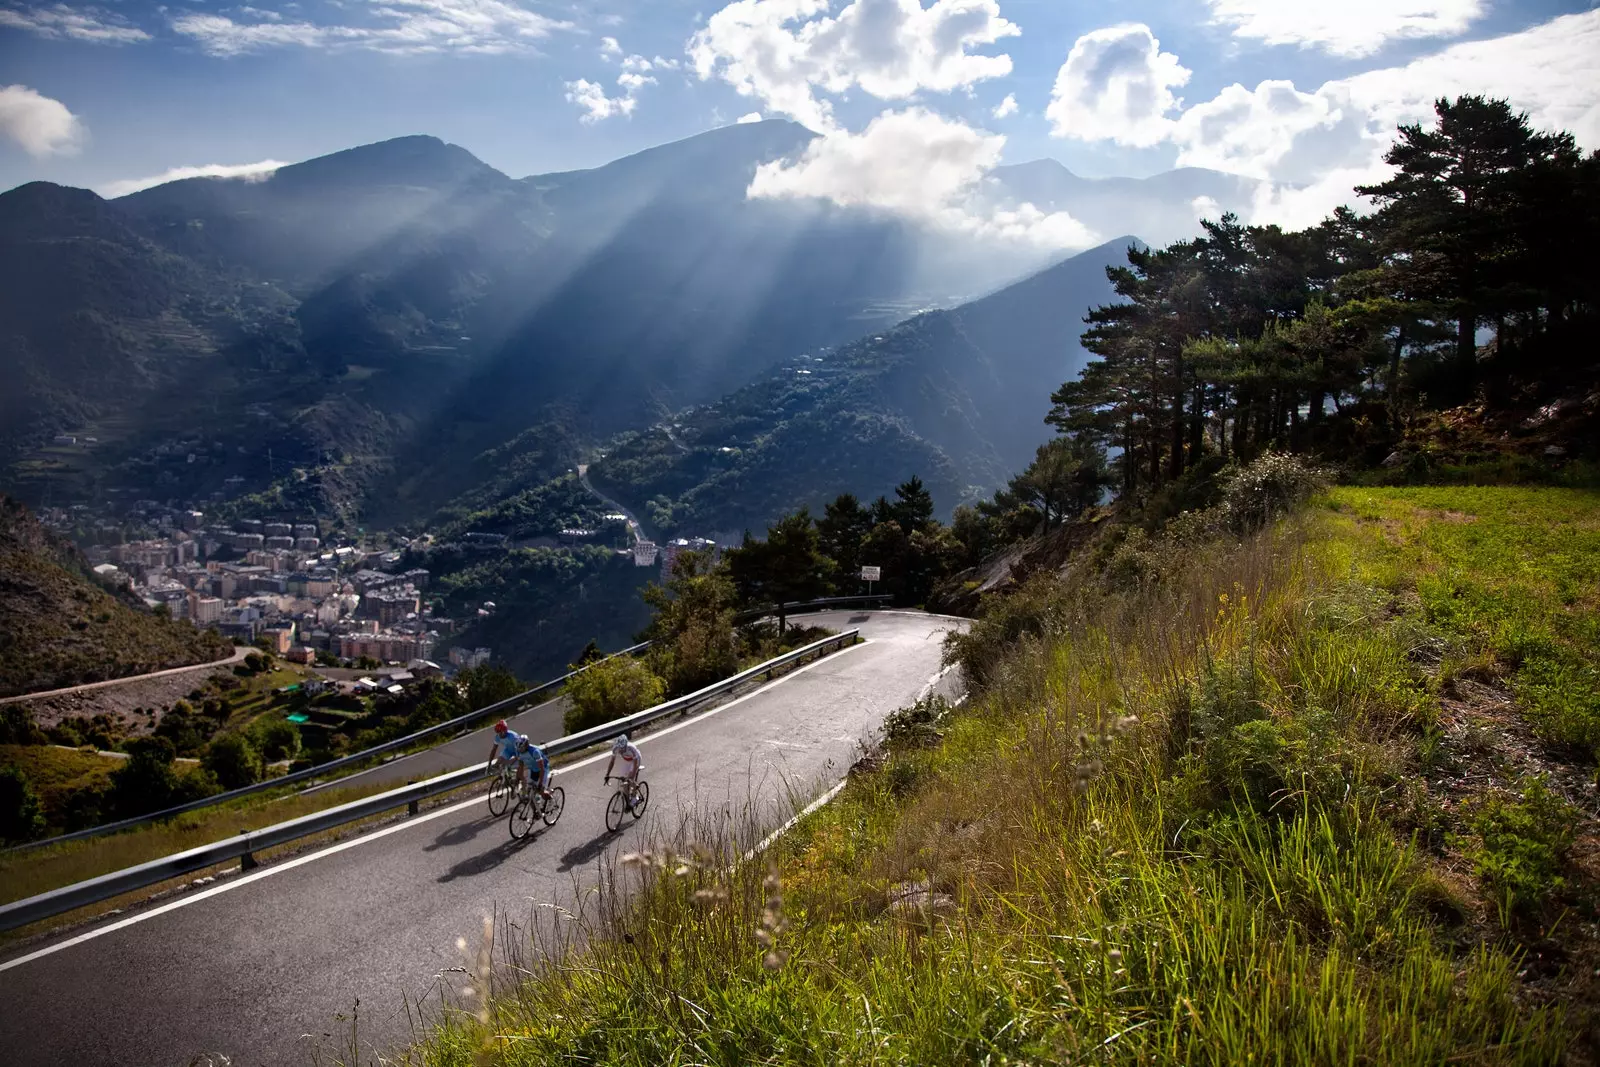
[[0, 496, 231, 698], [587, 237, 1131, 537], [408, 483, 1600, 1062], [3, 125, 1255, 530]]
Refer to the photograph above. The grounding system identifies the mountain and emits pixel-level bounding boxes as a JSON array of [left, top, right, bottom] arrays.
[[0, 496, 232, 698], [987, 160, 1259, 249], [0, 180, 305, 450], [0, 123, 1234, 528], [585, 236, 1133, 538]]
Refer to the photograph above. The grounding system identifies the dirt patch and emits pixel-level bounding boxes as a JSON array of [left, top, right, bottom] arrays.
[[15, 663, 241, 736], [1419, 509, 1478, 524], [1420, 671, 1600, 1060]]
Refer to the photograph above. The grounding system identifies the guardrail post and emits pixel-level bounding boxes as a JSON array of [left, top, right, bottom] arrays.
[[241, 850, 258, 871], [408, 799, 419, 816]]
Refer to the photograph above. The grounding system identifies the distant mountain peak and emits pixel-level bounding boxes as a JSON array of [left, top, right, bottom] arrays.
[[269, 134, 505, 191]]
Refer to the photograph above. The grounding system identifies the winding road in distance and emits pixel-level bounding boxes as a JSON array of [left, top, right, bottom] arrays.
[[0, 609, 966, 1067]]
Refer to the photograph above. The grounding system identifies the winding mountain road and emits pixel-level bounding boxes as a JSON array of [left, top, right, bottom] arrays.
[[0, 610, 966, 1067]]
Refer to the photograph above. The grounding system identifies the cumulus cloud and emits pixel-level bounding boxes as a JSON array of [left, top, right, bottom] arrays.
[[171, 0, 573, 56], [100, 159, 289, 198], [599, 35, 622, 57], [1046, 23, 1190, 147], [991, 92, 1017, 118], [1205, 0, 1483, 58], [690, 0, 1019, 133], [736, 111, 764, 123], [748, 106, 1097, 249], [564, 69, 658, 123], [1187, 10, 1600, 227], [1171, 79, 1348, 183], [0, 4, 150, 43], [0, 84, 84, 156]]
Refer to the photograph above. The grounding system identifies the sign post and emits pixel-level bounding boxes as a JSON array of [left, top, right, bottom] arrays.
[[860, 565, 881, 599]]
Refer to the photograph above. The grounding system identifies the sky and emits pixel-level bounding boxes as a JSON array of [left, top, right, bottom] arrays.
[[2, 0, 1598, 242]]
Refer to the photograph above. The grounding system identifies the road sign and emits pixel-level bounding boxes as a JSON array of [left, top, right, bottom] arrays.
[[860, 566, 881, 582]]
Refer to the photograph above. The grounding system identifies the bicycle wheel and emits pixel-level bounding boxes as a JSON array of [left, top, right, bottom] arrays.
[[509, 796, 537, 840], [605, 790, 626, 833], [488, 770, 513, 817], [629, 781, 650, 821], [542, 785, 565, 826]]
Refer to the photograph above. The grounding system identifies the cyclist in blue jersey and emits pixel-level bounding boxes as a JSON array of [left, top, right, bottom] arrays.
[[515, 736, 552, 803], [487, 719, 528, 786]]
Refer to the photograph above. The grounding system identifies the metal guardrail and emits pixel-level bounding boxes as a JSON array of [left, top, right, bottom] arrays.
[[0, 628, 863, 933], [2, 643, 652, 855], [6, 595, 890, 855]]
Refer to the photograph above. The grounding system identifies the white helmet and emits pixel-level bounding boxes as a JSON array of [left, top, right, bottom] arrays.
[[612, 734, 629, 753]]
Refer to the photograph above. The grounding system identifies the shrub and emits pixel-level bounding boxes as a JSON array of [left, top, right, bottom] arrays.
[[0, 765, 46, 842], [1219, 451, 1328, 533], [0, 704, 47, 745], [655, 616, 740, 698], [1453, 775, 1577, 922], [202, 734, 265, 790], [563, 655, 665, 734], [110, 737, 181, 817], [252, 718, 301, 763]]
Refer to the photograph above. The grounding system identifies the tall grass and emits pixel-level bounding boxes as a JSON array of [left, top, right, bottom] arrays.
[[399, 500, 1573, 1065]]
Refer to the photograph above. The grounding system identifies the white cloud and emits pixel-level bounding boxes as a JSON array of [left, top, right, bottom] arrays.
[[0, 4, 150, 43], [172, 0, 573, 56], [564, 70, 657, 123], [1173, 9, 1600, 227], [689, 0, 1019, 133], [748, 106, 1096, 249], [0, 84, 84, 157], [1205, 0, 1483, 58], [100, 160, 289, 198], [1046, 23, 1190, 148], [991, 92, 1016, 118], [620, 53, 652, 72], [736, 111, 764, 123], [600, 35, 622, 57], [1171, 79, 1345, 182]]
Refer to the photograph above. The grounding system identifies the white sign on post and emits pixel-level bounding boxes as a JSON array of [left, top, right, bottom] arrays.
[[860, 566, 881, 582]]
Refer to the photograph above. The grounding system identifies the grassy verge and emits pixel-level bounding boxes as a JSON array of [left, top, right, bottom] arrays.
[[401, 486, 1596, 1065]]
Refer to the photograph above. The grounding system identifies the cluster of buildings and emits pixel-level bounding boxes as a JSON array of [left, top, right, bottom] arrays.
[[68, 506, 468, 668], [631, 536, 721, 577]]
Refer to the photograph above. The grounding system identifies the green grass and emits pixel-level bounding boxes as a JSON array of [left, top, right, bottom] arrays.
[[393, 487, 1597, 1066], [1322, 486, 1600, 754], [0, 744, 121, 827]]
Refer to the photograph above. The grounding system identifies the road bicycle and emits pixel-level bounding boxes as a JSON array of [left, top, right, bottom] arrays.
[[604, 775, 650, 832], [485, 759, 517, 817], [509, 774, 565, 840]]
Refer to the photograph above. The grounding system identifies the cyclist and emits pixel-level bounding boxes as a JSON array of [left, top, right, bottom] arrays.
[[604, 733, 643, 794], [487, 719, 526, 785], [515, 735, 552, 803]]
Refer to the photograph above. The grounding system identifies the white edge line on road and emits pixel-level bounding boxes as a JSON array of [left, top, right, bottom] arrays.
[[741, 684, 968, 865], [0, 639, 873, 974]]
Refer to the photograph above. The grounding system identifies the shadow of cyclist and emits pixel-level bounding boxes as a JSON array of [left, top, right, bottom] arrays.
[[556, 830, 616, 872], [423, 810, 500, 852], [437, 836, 534, 882]]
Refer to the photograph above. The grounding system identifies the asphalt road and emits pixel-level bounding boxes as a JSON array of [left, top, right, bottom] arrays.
[[0, 645, 251, 705], [0, 610, 966, 1067]]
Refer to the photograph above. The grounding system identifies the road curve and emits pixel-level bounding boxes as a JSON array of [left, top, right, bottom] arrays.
[[0, 646, 252, 705], [0, 610, 966, 1067]]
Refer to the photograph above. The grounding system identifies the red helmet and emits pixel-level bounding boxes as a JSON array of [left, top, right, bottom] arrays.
[[494, 720, 508, 734]]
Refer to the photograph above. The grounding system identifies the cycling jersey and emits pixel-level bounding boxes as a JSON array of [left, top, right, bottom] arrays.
[[517, 743, 550, 789], [613, 742, 643, 777], [495, 731, 526, 761]]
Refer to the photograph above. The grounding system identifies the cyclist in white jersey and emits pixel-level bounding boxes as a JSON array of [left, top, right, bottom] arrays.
[[604, 733, 643, 787]]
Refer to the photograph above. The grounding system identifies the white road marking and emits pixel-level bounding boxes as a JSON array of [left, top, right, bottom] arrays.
[[0, 640, 872, 973]]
